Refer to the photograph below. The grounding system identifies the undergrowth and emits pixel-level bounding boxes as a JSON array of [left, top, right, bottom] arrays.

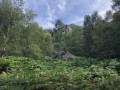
[[0, 56, 120, 90]]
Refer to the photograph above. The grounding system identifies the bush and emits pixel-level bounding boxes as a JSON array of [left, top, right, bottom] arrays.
[[0, 58, 10, 73]]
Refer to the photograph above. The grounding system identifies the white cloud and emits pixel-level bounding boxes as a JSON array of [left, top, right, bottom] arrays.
[[34, 17, 55, 29], [99, 11, 107, 18], [43, 0, 54, 21], [92, 0, 112, 18], [68, 16, 84, 25], [58, 0, 66, 11], [39, 0, 57, 22], [23, 0, 113, 29], [40, 22, 55, 29]]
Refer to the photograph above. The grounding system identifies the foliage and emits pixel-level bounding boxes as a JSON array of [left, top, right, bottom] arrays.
[[0, 56, 120, 90], [112, 0, 120, 11], [0, 0, 53, 58], [0, 0, 120, 90], [52, 0, 120, 59]]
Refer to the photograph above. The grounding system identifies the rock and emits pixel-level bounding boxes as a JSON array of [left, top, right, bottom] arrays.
[[62, 52, 76, 60]]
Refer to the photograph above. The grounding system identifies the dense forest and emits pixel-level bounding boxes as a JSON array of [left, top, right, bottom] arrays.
[[0, 0, 120, 90]]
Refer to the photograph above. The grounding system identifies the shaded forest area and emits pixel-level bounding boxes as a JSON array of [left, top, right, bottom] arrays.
[[0, 0, 120, 90]]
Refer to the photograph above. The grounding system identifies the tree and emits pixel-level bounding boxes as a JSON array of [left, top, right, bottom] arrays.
[[0, 0, 25, 57], [21, 22, 53, 58], [65, 25, 83, 56], [53, 19, 65, 55], [55, 19, 64, 29], [113, 11, 120, 22], [83, 11, 103, 57], [91, 9, 120, 58], [112, 0, 120, 11], [42, 31, 54, 56], [105, 10, 113, 22], [83, 15, 92, 57]]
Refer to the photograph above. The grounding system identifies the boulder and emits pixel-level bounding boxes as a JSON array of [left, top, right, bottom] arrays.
[[62, 52, 76, 60]]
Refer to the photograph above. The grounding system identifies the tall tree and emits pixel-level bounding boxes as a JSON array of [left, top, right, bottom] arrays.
[[53, 19, 65, 54], [83, 11, 102, 57], [83, 15, 92, 57], [0, 0, 25, 57], [65, 25, 83, 56]]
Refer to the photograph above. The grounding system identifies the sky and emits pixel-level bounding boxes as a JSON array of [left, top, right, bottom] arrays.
[[24, 0, 113, 29]]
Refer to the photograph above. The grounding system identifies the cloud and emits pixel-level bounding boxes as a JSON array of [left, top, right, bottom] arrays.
[[99, 11, 107, 18], [34, 17, 54, 29], [91, 0, 112, 18], [40, 22, 55, 29], [69, 17, 84, 25], [23, 0, 113, 29], [43, 0, 55, 21], [58, 0, 66, 11]]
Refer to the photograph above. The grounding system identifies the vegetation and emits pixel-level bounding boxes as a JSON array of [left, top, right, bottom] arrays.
[[0, 56, 120, 90], [0, 0, 53, 58], [0, 0, 120, 90], [52, 0, 120, 59]]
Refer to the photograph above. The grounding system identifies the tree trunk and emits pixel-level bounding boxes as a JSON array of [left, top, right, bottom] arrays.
[[1, 25, 10, 58]]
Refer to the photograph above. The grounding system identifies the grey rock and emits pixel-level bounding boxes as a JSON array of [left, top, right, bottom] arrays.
[[62, 52, 76, 60]]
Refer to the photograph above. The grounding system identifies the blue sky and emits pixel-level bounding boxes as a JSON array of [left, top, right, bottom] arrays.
[[24, 0, 112, 29]]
